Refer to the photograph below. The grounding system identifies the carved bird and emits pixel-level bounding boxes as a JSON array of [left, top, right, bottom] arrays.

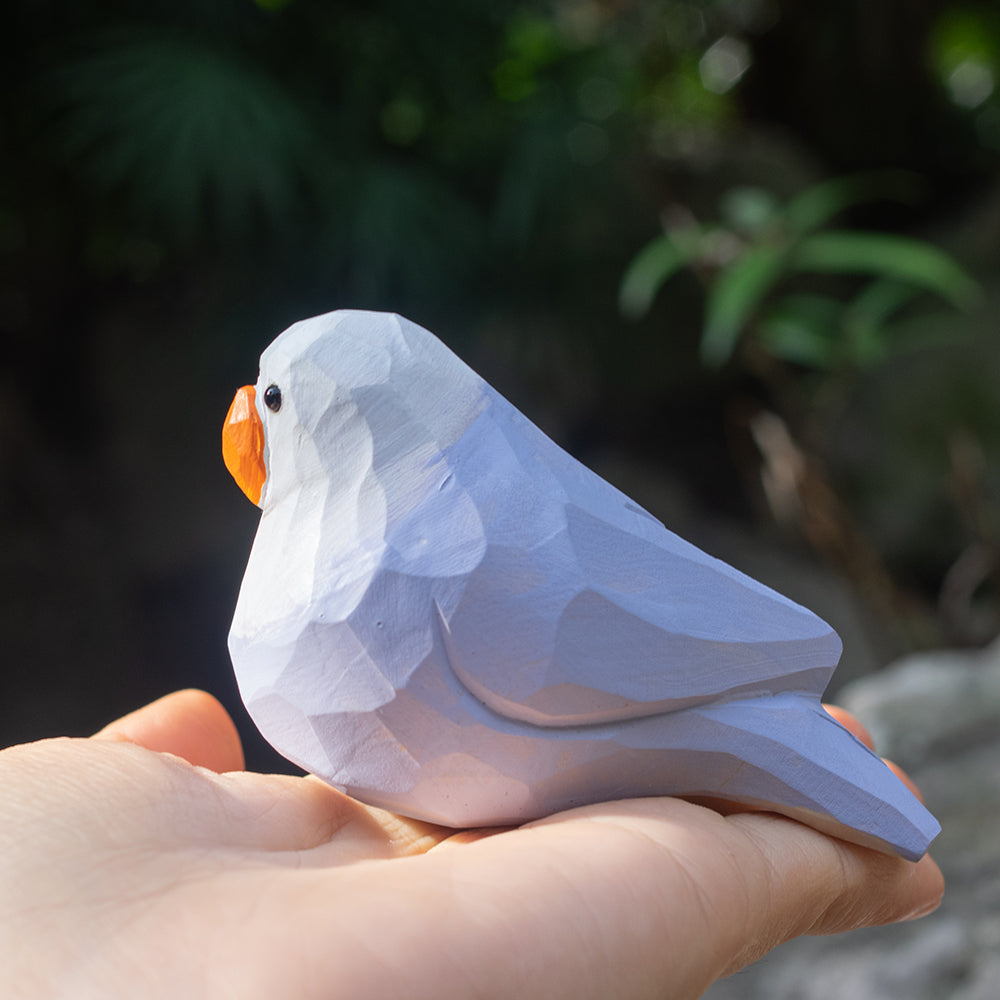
[[223, 310, 939, 860]]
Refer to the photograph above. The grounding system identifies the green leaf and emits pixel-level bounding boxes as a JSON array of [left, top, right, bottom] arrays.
[[701, 244, 786, 365], [720, 187, 780, 236], [791, 231, 979, 307], [50, 28, 319, 243], [757, 293, 842, 368], [783, 171, 924, 235], [842, 279, 920, 364], [619, 234, 698, 319], [758, 321, 838, 369], [848, 278, 921, 327]]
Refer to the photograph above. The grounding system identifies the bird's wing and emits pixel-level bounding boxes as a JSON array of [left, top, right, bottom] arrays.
[[439, 396, 842, 728]]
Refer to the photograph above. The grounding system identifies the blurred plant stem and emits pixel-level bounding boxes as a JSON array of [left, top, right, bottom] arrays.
[[939, 431, 1000, 643], [741, 405, 935, 649]]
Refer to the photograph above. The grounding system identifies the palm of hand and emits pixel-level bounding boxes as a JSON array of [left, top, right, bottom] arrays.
[[0, 691, 942, 1000]]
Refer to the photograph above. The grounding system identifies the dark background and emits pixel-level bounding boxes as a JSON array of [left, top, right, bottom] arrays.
[[3, 0, 999, 771]]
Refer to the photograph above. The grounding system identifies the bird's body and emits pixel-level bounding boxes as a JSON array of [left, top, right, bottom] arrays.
[[226, 310, 939, 860]]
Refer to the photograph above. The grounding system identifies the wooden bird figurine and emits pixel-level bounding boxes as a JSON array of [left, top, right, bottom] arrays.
[[224, 310, 939, 860]]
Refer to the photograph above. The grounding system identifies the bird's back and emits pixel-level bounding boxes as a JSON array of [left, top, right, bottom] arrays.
[[430, 387, 842, 728]]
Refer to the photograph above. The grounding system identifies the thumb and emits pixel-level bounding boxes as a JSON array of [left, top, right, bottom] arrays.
[[93, 689, 245, 773]]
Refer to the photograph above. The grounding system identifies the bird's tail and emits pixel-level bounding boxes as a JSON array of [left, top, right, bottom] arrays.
[[652, 694, 940, 861]]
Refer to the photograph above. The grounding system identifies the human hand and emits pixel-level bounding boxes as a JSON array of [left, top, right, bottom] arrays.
[[0, 691, 942, 1000]]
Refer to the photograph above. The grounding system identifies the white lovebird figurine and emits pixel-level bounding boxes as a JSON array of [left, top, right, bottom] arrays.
[[224, 309, 939, 860]]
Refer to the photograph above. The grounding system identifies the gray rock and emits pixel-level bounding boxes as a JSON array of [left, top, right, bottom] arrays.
[[703, 637, 1000, 1000], [838, 637, 1000, 768], [706, 917, 973, 1000]]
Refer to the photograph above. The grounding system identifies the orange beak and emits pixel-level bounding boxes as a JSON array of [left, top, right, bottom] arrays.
[[223, 385, 267, 506]]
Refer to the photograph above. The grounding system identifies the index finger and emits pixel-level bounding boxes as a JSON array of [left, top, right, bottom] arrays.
[[822, 703, 875, 748]]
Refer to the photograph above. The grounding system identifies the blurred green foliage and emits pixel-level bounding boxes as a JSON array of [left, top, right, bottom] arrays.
[[9, 0, 776, 305], [3, 0, 1000, 747], [621, 173, 980, 369]]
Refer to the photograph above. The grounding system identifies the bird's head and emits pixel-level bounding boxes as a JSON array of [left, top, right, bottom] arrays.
[[223, 311, 404, 510], [223, 307, 490, 554]]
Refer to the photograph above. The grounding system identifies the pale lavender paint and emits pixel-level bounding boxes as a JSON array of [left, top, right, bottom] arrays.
[[229, 310, 939, 860]]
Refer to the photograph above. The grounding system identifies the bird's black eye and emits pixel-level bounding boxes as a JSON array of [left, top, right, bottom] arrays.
[[263, 384, 282, 412]]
